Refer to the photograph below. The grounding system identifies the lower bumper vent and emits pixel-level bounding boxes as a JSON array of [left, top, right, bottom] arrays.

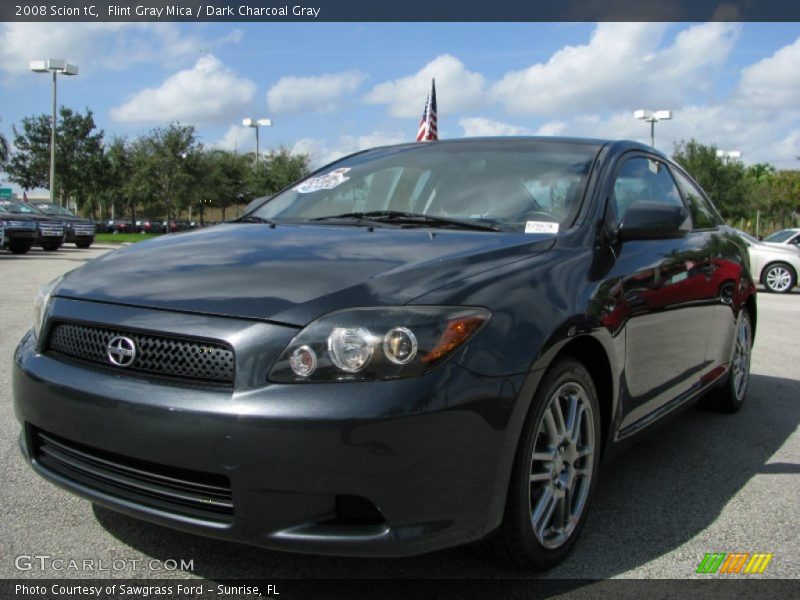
[[32, 428, 234, 523]]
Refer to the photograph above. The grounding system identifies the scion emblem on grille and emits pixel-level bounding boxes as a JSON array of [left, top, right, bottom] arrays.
[[107, 336, 137, 367]]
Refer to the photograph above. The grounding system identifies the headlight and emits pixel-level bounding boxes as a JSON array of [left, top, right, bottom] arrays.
[[32, 275, 63, 340], [269, 306, 490, 382]]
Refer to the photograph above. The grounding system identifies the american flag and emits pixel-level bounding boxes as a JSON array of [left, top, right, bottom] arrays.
[[416, 78, 438, 142]]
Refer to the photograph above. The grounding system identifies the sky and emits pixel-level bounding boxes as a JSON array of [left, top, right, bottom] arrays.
[[1, 21, 799, 194]]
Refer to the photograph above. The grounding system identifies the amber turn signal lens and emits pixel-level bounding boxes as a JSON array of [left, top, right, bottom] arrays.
[[422, 316, 487, 363]]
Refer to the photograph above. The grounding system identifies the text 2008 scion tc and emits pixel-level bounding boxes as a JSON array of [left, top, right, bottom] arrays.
[[14, 138, 756, 569]]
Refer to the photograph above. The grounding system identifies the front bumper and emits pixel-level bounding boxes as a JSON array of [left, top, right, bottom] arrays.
[[13, 299, 525, 557], [66, 223, 95, 241], [37, 222, 64, 239], [3, 229, 37, 241]]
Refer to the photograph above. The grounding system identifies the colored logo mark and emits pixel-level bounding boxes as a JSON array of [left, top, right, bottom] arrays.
[[697, 552, 773, 574]]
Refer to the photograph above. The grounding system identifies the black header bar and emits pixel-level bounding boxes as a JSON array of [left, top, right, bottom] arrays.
[[3, 0, 800, 23]]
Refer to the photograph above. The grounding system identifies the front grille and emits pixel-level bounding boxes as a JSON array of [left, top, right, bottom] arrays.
[[48, 322, 235, 385], [4, 220, 37, 230], [38, 222, 64, 236], [72, 224, 95, 236], [33, 428, 234, 523]]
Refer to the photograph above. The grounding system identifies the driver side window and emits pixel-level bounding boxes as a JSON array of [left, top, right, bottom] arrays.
[[609, 157, 689, 229]]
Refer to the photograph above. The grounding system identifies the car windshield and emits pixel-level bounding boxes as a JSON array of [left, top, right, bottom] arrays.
[[0, 200, 41, 215], [737, 231, 759, 244], [33, 203, 75, 217], [763, 229, 797, 243], [249, 140, 601, 233]]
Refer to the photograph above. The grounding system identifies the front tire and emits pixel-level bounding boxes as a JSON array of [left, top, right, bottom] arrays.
[[8, 240, 33, 254], [41, 241, 63, 251], [75, 237, 94, 249], [762, 262, 795, 293], [482, 357, 601, 569]]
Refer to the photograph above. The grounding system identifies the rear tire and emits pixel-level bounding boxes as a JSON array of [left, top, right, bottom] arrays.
[[704, 311, 752, 413], [481, 357, 601, 569], [762, 262, 795, 293]]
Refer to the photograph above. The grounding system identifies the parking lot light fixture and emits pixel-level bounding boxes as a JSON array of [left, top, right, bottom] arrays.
[[634, 109, 672, 147], [243, 118, 272, 168], [30, 59, 79, 207], [717, 150, 742, 163]]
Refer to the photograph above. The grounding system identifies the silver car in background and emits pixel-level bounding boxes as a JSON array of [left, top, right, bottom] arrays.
[[762, 228, 800, 251], [739, 230, 800, 293]]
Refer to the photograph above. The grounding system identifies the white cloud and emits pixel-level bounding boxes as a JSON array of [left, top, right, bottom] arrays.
[[459, 117, 531, 137], [293, 131, 408, 167], [734, 36, 800, 110], [543, 105, 799, 169], [492, 22, 740, 116], [212, 125, 260, 153], [267, 71, 366, 114], [536, 120, 568, 136], [0, 23, 244, 78], [364, 54, 487, 118], [110, 55, 256, 124]]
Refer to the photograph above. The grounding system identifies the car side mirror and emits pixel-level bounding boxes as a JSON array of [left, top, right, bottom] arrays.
[[618, 201, 688, 241]]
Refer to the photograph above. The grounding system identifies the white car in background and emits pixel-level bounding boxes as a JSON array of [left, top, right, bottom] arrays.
[[739, 230, 800, 293], [762, 228, 800, 251]]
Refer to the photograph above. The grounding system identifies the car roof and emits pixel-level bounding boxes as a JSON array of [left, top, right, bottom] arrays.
[[339, 136, 666, 166]]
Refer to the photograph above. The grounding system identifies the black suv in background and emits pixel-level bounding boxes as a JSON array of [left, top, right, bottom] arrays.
[[29, 202, 95, 248], [0, 203, 39, 254], [0, 200, 65, 252]]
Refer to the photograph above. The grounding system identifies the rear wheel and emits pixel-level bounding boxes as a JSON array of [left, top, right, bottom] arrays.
[[762, 262, 795, 293], [482, 357, 601, 569], [704, 311, 752, 413], [8, 240, 33, 254]]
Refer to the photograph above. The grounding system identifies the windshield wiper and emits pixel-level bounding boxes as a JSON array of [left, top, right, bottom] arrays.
[[309, 211, 502, 232]]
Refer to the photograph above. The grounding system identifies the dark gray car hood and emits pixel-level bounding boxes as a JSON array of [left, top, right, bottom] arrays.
[[56, 223, 553, 326]]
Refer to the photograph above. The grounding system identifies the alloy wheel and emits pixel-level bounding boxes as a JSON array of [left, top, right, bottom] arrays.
[[765, 266, 792, 293], [732, 314, 751, 401], [528, 382, 595, 549]]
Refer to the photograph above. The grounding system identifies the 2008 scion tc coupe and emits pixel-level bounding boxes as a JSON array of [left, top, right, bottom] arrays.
[[14, 138, 756, 569]]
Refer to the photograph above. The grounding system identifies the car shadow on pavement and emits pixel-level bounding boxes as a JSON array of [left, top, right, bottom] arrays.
[[0, 249, 102, 262], [92, 373, 799, 581]]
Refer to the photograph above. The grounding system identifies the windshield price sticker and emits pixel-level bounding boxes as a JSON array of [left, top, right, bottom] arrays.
[[294, 168, 351, 193], [525, 221, 559, 234]]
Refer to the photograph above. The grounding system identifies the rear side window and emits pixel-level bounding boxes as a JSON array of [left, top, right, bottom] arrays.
[[610, 157, 687, 227], [671, 169, 721, 229]]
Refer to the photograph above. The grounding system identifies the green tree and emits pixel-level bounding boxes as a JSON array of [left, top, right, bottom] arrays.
[[199, 150, 250, 222], [672, 139, 748, 220], [102, 137, 135, 221], [128, 123, 202, 223], [0, 119, 9, 165], [746, 163, 775, 182], [767, 170, 800, 229], [246, 146, 310, 200], [5, 107, 105, 209]]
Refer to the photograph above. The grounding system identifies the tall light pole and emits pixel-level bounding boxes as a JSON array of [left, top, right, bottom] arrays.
[[716, 150, 742, 163], [634, 109, 672, 147], [242, 118, 272, 168], [30, 59, 78, 206]]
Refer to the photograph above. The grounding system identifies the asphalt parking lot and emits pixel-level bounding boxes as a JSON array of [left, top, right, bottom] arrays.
[[1, 245, 798, 581]]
